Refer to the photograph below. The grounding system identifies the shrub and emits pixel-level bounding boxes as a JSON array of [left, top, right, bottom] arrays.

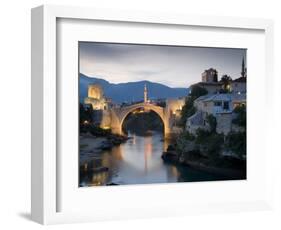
[[79, 103, 93, 125], [195, 128, 211, 144], [90, 126, 111, 136], [180, 85, 208, 126], [195, 128, 224, 159], [225, 131, 246, 158], [206, 114, 217, 133], [181, 131, 195, 141], [220, 75, 232, 93], [233, 104, 246, 128], [205, 133, 224, 158], [189, 85, 208, 98]]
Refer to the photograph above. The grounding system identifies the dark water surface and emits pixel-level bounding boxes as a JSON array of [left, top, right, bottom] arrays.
[[79, 132, 228, 187]]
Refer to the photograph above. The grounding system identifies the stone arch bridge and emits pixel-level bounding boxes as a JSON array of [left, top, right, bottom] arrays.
[[110, 102, 170, 136], [84, 83, 185, 137], [100, 101, 184, 137]]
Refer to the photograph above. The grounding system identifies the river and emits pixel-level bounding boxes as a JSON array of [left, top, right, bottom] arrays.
[[79, 131, 228, 187]]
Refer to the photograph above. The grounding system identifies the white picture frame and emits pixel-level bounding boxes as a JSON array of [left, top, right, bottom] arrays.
[[31, 5, 274, 225]]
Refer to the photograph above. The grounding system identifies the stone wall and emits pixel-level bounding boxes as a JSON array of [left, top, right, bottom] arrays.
[[166, 98, 185, 114], [216, 113, 232, 135], [88, 84, 103, 100], [100, 110, 112, 129]]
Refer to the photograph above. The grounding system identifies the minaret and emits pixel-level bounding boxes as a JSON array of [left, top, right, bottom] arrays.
[[144, 84, 148, 103], [241, 57, 246, 78]]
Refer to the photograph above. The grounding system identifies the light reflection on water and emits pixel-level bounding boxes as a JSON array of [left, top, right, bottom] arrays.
[[79, 131, 226, 187]]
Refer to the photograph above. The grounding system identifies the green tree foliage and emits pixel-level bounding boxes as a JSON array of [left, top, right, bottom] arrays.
[[180, 85, 208, 126], [80, 103, 93, 124], [206, 114, 217, 133], [206, 133, 224, 158], [195, 129, 211, 144], [190, 85, 208, 98], [195, 128, 224, 159], [233, 104, 246, 128], [180, 97, 196, 126], [80, 103, 111, 136], [225, 132, 246, 158], [180, 130, 195, 141], [220, 74, 232, 92], [227, 104, 246, 158]]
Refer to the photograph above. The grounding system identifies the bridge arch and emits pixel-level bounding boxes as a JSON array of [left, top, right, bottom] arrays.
[[111, 103, 170, 137]]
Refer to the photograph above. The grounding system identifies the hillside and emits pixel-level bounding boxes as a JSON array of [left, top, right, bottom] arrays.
[[79, 73, 189, 103]]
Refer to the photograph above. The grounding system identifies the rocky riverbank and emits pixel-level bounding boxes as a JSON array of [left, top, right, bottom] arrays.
[[79, 132, 129, 166], [162, 145, 246, 179]]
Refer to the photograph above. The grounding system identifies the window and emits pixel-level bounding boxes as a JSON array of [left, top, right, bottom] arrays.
[[214, 101, 222, 106], [223, 101, 229, 110]]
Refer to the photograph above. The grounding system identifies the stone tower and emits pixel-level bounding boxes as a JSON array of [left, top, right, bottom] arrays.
[[84, 84, 107, 110], [88, 84, 103, 100], [201, 68, 218, 83], [144, 84, 148, 103]]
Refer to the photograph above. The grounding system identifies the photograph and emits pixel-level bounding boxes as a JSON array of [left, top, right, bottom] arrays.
[[78, 42, 247, 187]]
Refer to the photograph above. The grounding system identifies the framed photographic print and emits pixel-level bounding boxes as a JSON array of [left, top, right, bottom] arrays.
[[78, 42, 247, 187], [31, 5, 274, 224]]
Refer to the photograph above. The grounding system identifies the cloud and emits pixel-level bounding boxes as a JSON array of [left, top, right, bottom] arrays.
[[79, 42, 246, 88]]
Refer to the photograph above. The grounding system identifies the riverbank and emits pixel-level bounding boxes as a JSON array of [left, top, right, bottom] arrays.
[[79, 132, 129, 166], [162, 150, 246, 179], [183, 159, 246, 179]]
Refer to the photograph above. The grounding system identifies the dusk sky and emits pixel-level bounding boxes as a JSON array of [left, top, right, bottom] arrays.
[[79, 42, 246, 88]]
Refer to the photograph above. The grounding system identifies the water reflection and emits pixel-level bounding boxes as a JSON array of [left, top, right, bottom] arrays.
[[79, 131, 227, 187]]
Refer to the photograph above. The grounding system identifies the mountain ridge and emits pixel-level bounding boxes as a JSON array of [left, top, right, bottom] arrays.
[[79, 73, 189, 103]]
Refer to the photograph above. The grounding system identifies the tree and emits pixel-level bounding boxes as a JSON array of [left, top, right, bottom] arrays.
[[220, 75, 232, 92], [79, 103, 93, 124], [189, 84, 208, 98], [195, 128, 224, 159], [225, 131, 246, 158], [180, 85, 208, 126], [226, 104, 246, 158], [180, 97, 196, 125], [233, 104, 246, 128], [206, 114, 217, 133]]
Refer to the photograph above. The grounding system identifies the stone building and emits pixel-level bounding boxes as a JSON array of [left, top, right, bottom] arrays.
[[194, 94, 232, 114], [230, 77, 246, 94], [84, 84, 108, 110], [166, 98, 185, 129], [186, 93, 246, 135], [84, 84, 112, 128], [166, 98, 185, 116], [191, 68, 223, 94], [186, 57, 247, 135], [202, 68, 218, 82]]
